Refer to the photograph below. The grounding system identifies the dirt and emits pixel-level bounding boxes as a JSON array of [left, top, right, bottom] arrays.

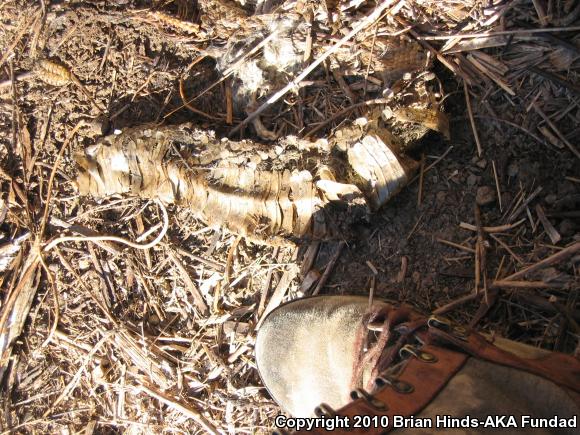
[[0, 0, 579, 433]]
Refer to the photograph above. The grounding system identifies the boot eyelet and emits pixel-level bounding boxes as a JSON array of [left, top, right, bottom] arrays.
[[367, 321, 385, 331], [399, 345, 437, 363], [314, 403, 336, 417], [428, 315, 451, 331], [376, 376, 414, 394], [350, 388, 388, 410], [418, 351, 438, 363], [392, 379, 414, 394], [399, 344, 419, 359]]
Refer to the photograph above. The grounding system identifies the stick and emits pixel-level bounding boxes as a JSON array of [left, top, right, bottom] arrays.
[[492, 160, 502, 212], [532, 102, 580, 160], [492, 280, 569, 289], [459, 219, 526, 233], [229, 0, 402, 137], [417, 153, 426, 207], [507, 186, 543, 223], [535, 204, 561, 244], [464, 82, 482, 156], [417, 26, 580, 40], [139, 384, 219, 435], [433, 291, 482, 315], [502, 242, 580, 282], [409, 146, 454, 184], [304, 98, 390, 138], [312, 241, 346, 296], [436, 238, 475, 254]]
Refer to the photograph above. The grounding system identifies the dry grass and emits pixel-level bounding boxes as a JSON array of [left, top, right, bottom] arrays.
[[0, 0, 578, 433]]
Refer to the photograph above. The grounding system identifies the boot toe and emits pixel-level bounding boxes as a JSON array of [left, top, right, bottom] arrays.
[[255, 295, 387, 417]]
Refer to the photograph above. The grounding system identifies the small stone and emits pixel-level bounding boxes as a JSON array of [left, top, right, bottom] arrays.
[[558, 181, 576, 197], [382, 88, 394, 99], [411, 271, 421, 285], [147, 313, 160, 326], [382, 107, 394, 120], [476, 186, 496, 206], [467, 173, 479, 187], [476, 159, 487, 169], [250, 154, 261, 165], [559, 219, 576, 237], [354, 117, 368, 127], [78, 258, 91, 270], [544, 194, 557, 205], [507, 162, 518, 177], [423, 72, 436, 81]]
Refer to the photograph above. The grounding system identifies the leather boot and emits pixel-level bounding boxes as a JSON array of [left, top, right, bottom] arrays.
[[255, 295, 580, 434]]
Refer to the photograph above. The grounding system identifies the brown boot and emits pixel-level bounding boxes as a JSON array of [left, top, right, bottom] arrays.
[[256, 295, 580, 434]]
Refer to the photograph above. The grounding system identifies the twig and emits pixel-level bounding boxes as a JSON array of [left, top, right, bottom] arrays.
[[43, 200, 169, 252], [312, 241, 346, 296], [409, 146, 454, 184], [418, 26, 580, 40], [229, 0, 403, 137], [492, 160, 502, 212], [474, 204, 488, 302], [433, 291, 482, 315], [178, 79, 222, 120], [39, 122, 83, 239], [464, 82, 482, 156], [502, 242, 580, 282], [417, 153, 426, 207], [507, 186, 542, 223], [489, 233, 524, 265], [257, 263, 300, 329], [169, 250, 209, 316], [531, 102, 580, 160], [304, 98, 389, 138], [225, 235, 242, 285], [164, 31, 280, 119], [0, 11, 39, 69], [453, 116, 551, 149], [535, 204, 561, 244], [436, 238, 475, 254], [491, 280, 569, 289], [138, 384, 219, 435], [459, 218, 526, 233]]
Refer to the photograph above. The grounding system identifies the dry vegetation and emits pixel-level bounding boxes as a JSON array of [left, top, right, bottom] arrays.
[[0, 0, 579, 433]]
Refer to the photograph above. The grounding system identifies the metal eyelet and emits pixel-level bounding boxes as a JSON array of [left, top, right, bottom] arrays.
[[428, 315, 469, 341], [399, 344, 438, 363], [428, 315, 452, 331], [367, 320, 385, 331], [314, 403, 336, 417], [399, 344, 420, 359], [350, 388, 388, 410], [418, 351, 438, 363], [375, 375, 414, 394]]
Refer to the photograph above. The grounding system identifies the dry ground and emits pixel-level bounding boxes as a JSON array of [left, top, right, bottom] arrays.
[[0, 0, 579, 433]]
